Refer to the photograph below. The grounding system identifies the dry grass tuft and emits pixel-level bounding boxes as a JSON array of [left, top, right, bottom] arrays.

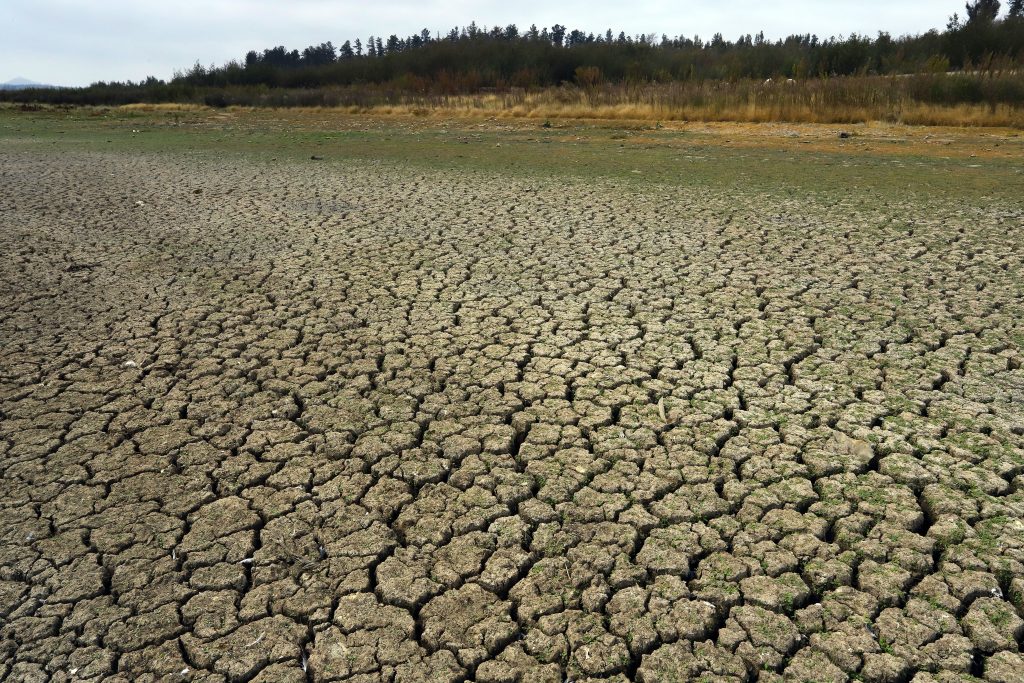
[[119, 103, 209, 112]]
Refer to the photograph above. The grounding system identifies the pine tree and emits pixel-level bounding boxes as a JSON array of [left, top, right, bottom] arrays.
[[551, 24, 566, 47], [1009, 0, 1023, 16], [965, 0, 1001, 23]]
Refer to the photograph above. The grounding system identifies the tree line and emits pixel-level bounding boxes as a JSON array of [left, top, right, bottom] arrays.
[[186, 3, 1024, 91], [4, 1, 1023, 107]]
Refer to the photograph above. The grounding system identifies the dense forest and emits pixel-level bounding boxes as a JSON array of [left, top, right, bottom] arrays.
[[4, 0, 1023, 110]]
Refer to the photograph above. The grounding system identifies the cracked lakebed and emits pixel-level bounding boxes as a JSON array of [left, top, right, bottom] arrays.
[[1, 117, 1024, 683]]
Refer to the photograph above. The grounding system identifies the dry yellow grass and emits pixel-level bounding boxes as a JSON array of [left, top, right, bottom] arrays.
[[290, 98, 1023, 128], [7, 72, 1024, 128], [281, 84, 1024, 128], [119, 103, 209, 112]]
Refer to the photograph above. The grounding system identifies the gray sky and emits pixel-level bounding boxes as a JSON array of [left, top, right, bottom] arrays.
[[2, 1, 974, 87]]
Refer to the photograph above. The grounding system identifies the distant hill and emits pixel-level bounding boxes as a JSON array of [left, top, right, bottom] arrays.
[[0, 78, 55, 90]]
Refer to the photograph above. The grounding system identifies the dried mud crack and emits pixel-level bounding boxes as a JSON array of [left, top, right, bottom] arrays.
[[2, 141, 1024, 683]]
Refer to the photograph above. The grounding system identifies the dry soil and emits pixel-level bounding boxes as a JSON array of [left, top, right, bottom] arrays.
[[1, 117, 1023, 683]]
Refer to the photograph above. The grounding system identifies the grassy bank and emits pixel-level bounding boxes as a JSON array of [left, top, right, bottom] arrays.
[[6, 73, 1024, 128], [241, 75, 1024, 127]]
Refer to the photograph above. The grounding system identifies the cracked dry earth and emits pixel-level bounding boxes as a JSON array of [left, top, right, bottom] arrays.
[[2, 146, 1024, 683]]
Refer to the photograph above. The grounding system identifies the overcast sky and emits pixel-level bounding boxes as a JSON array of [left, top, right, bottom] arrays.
[[2, 1, 977, 86]]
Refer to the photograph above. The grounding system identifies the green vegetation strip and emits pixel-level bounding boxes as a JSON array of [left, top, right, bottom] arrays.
[[2, 107, 1022, 203]]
